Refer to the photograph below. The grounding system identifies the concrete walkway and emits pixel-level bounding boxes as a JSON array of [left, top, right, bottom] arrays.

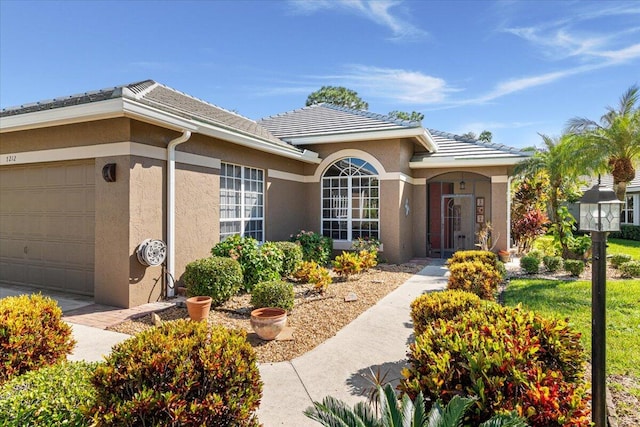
[[257, 260, 448, 426], [1, 259, 449, 425]]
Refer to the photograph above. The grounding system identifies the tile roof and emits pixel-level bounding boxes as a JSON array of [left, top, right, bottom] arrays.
[[258, 103, 421, 140], [1, 79, 287, 148], [411, 129, 530, 162], [582, 174, 640, 192]]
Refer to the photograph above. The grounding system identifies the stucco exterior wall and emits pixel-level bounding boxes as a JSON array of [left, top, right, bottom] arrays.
[[266, 177, 308, 241]]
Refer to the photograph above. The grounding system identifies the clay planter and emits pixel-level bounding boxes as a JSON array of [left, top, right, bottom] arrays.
[[250, 307, 287, 340], [186, 296, 212, 321], [498, 251, 511, 263]]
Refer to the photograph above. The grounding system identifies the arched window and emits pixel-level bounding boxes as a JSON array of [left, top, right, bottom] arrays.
[[321, 157, 379, 241]]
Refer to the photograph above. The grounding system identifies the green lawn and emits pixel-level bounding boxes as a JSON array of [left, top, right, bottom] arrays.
[[608, 237, 640, 259]]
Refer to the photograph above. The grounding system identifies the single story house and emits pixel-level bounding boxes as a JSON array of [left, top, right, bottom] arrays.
[[573, 174, 640, 228], [0, 80, 529, 308]]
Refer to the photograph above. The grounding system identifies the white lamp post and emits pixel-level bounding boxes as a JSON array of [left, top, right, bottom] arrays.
[[578, 180, 623, 426]]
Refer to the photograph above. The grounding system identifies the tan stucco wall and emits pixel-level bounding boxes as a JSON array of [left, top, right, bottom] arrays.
[[0, 118, 131, 153], [266, 177, 309, 241]]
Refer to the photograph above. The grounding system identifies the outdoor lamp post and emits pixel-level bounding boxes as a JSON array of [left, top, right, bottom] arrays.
[[579, 180, 623, 426]]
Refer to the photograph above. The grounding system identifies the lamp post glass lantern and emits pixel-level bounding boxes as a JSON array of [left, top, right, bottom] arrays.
[[578, 181, 623, 426]]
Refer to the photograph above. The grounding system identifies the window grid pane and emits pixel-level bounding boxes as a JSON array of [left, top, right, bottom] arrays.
[[321, 158, 379, 242], [220, 163, 264, 242]]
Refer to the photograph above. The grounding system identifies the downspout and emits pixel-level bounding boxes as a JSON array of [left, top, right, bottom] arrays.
[[166, 130, 192, 297], [507, 175, 513, 250]]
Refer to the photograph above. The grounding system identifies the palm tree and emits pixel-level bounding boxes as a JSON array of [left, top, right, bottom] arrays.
[[304, 384, 526, 427], [566, 85, 640, 201], [513, 133, 581, 255]]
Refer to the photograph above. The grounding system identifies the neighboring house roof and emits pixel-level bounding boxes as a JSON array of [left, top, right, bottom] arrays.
[[1, 80, 320, 163], [582, 174, 640, 193], [410, 129, 531, 168], [258, 104, 438, 152]]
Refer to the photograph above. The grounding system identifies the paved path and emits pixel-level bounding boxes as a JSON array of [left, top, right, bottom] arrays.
[[257, 261, 448, 426], [1, 259, 449, 425]]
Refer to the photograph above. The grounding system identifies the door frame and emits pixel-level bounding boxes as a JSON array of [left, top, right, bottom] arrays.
[[440, 194, 474, 258]]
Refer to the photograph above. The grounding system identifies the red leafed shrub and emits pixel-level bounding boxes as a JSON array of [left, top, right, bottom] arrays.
[[513, 208, 549, 253], [400, 301, 590, 426], [0, 294, 75, 385], [89, 319, 262, 426]]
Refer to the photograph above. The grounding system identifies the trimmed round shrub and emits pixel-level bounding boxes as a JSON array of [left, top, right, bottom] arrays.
[[519, 255, 540, 274], [400, 302, 590, 426], [410, 290, 483, 336], [447, 250, 498, 267], [610, 253, 632, 268], [212, 235, 283, 291], [447, 260, 503, 300], [250, 280, 295, 311], [564, 259, 585, 277], [89, 320, 262, 426], [0, 361, 96, 426], [620, 260, 640, 278], [0, 294, 75, 385], [289, 230, 333, 265], [543, 255, 563, 272], [183, 256, 243, 306], [527, 249, 543, 260], [272, 241, 303, 277]]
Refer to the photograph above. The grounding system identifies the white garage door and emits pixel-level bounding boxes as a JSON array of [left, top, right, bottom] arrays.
[[0, 161, 95, 295]]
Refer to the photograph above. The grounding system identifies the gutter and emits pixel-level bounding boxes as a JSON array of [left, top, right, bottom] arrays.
[[166, 130, 192, 297]]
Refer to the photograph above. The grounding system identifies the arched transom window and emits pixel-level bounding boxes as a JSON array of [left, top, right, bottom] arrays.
[[321, 157, 379, 241]]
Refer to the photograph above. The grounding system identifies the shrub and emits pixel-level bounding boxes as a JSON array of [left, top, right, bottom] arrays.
[[251, 280, 295, 311], [527, 249, 543, 260], [293, 261, 333, 293], [610, 253, 632, 268], [183, 256, 243, 306], [351, 237, 381, 257], [410, 290, 483, 336], [564, 259, 585, 277], [447, 260, 502, 300], [620, 260, 640, 278], [0, 294, 75, 385], [610, 224, 640, 241], [566, 235, 592, 260], [358, 250, 378, 271], [543, 255, 563, 272], [447, 250, 498, 267], [212, 235, 283, 291], [272, 241, 303, 277], [290, 230, 333, 265], [333, 251, 362, 279], [0, 361, 96, 426], [400, 302, 590, 426], [519, 255, 540, 274], [89, 320, 262, 426]]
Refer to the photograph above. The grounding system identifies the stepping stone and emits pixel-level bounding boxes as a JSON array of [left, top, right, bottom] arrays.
[[275, 326, 295, 341], [151, 312, 163, 327], [344, 292, 358, 302]]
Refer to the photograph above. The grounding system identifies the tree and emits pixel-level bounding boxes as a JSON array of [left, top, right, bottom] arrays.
[[460, 131, 477, 140], [513, 134, 582, 256], [306, 86, 369, 110], [388, 110, 424, 122], [566, 85, 640, 201], [479, 130, 493, 142]]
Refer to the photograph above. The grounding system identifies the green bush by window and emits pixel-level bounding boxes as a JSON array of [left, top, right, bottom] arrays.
[[250, 280, 295, 311], [89, 320, 262, 426], [272, 241, 303, 277], [183, 256, 243, 306], [0, 361, 97, 426], [289, 230, 333, 265], [0, 294, 75, 385]]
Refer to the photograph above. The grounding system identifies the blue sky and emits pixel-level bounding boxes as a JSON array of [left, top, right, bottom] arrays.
[[1, 0, 638, 148]]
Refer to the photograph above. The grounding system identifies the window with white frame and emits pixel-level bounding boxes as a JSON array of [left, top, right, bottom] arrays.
[[622, 194, 635, 224], [321, 157, 379, 241], [220, 163, 264, 241]]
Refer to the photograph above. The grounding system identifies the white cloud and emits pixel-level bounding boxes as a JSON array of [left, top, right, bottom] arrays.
[[287, 0, 427, 41]]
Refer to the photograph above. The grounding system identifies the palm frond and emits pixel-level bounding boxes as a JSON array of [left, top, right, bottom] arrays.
[[478, 411, 528, 427]]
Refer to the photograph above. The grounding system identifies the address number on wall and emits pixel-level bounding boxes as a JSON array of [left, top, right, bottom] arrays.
[[5, 155, 17, 163]]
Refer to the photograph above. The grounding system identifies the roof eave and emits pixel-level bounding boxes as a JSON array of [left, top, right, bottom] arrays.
[[285, 126, 438, 152], [410, 156, 527, 169]]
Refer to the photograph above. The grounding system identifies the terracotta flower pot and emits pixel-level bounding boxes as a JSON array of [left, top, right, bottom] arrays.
[[186, 296, 212, 321], [250, 307, 287, 340]]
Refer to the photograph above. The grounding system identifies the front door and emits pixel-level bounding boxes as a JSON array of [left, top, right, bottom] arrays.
[[441, 194, 474, 258]]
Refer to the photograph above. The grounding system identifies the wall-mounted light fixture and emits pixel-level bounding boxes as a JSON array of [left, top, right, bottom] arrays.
[[459, 172, 465, 190], [102, 163, 116, 182]]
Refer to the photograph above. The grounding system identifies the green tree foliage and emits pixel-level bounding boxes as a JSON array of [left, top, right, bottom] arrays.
[[306, 86, 369, 110], [387, 110, 424, 122], [566, 85, 640, 201], [479, 130, 493, 142], [513, 134, 582, 256]]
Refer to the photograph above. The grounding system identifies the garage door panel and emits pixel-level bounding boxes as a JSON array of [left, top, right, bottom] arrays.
[[0, 161, 95, 295]]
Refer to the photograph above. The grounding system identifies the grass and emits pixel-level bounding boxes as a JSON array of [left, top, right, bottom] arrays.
[[608, 237, 640, 259]]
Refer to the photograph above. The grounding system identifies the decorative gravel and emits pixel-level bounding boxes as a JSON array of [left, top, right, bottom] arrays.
[[108, 262, 427, 363]]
